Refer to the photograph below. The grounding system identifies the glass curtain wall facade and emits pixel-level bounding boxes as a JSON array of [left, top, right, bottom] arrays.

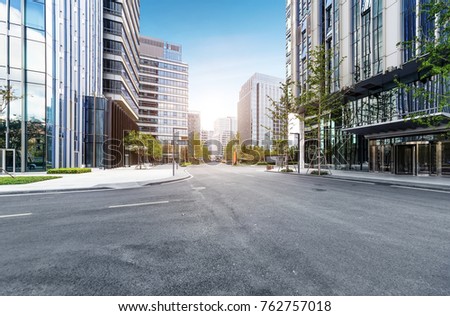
[[237, 73, 283, 147], [138, 36, 189, 163], [103, 0, 140, 168], [287, 0, 449, 175], [0, 0, 103, 172]]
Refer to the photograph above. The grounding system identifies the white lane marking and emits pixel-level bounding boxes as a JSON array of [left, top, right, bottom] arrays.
[[192, 187, 206, 190], [108, 201, 169, 209], [0, 213, 33, 219], [322, 178, 375, 185], [391, 185, 450, 194], [0, 189, 115, 198]]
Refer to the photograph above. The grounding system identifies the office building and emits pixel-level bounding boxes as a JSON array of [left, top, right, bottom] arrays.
[[237, 73, 283, 147], [138, 36, 189, 162], [213, 117, 236, 155], [200, 130, 214, 143], [0, 0, 104, 172], [287, 0, 449, 176], [102, 0, 140, 168], [188, 111, 201, 137]]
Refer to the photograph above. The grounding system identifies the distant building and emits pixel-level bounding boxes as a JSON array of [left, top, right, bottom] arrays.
[[213, 117, 236, 155], [188, 111, 201, 137], [187, 111, 201, 160], [237, 73, 282, 147], [138, 36, 189, 162]]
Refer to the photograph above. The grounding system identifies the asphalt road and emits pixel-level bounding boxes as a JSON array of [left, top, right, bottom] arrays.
[[0, 164, 449, 295]]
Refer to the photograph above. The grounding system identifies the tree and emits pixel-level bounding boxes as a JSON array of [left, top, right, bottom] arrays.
[[123, 130, 161, 169], [397, 0, 450, 128], [188, 131, 203, 164], [202, 145, 210, 163], [265, 80, 297, 169], [297, 45, 345, 175], [0, 85, 21, 150]]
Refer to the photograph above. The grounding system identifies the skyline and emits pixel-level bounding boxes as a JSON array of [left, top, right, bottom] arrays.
[[140, 0, 286, 130]]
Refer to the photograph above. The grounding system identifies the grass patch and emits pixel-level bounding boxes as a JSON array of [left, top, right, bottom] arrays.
[[0, 176, 61, 185], [47, 168, 92, 174], [180, 162, 192, 167]]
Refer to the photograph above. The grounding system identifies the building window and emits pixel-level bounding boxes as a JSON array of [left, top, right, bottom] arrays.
[[372, 0, 383, 74], [403, 0, 416, 62], [25, 0, 45, 31], [361, 8, 371, 79], [326, 6, 332, 35], [352, 0, 361, 83]]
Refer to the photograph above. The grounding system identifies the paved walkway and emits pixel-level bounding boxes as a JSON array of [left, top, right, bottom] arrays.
[[268, 166, 450, 191], [0, 164, 190, 194]]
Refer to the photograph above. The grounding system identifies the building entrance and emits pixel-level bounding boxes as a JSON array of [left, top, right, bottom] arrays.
[[395, 145, 415, 175], [369, 139, 445, 176]]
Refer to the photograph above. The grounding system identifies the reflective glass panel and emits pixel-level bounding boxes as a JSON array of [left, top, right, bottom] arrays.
[[0, 34, 5, 66], [9, 36, 22, 68], [8, 82, 22, 151], [26, 70, 45, 84], [26, 27, 45, 42], [26, 83, 45, 123], [0, 0, 6, 22], [25, 0, 45, 30], [9, 0, 22, 24], [26, 39, 45, 72], [26, 83, 46, 171]]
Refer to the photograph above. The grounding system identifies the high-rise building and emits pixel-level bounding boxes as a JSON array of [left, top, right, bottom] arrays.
[[287, 0, 449, 176], [188, 111, 201, 137], [213, 117, 236, 155], [0, 0, 104, 172], [237, 73, 282, 147], [138, 36, 189, 162], [200, 130, 214, 143], [102, 0, 140, 168]]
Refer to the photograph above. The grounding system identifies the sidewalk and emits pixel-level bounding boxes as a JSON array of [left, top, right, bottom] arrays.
[[0, 164, 191, 195], [268, 167, 450, 191]]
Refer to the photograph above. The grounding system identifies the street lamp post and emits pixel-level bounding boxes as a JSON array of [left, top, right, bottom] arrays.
[[290, 132, 301, 174], [172, 128, 185, 176]]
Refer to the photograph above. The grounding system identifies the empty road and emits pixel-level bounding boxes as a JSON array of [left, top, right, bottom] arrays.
[[0, 164, 449, 295]]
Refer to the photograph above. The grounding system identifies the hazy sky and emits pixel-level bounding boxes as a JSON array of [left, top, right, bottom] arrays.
[[140, 0, 285, 130]]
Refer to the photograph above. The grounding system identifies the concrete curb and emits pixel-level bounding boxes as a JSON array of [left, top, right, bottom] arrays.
[[265, 170, 450, 192], [0, 170, 192, 196]]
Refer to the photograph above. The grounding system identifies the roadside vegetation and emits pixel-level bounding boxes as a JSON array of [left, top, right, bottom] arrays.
[[47, 168, 92, 174], [0, 176, 61, 185]]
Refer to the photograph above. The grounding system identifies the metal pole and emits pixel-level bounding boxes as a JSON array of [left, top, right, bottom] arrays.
[[1, 150, 5, 173], [297, 134, 300, 174], [172, 130, 175, 176], [5, 101, 9, 149]]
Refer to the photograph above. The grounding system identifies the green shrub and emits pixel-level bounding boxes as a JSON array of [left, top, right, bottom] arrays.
[[47, 168, 92, 174], [256, 162, 268, 165], [310, 170, 329, 175], [0, 176, 61, 185], [280, 168, 294, 173]]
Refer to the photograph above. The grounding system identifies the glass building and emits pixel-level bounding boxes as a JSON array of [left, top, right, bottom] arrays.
[[287, 0, 449, 176], [237, 73, 283, 147], [0, 0, 104, 172], [102, 0, 141, 168], [138, 36, 189, 163]]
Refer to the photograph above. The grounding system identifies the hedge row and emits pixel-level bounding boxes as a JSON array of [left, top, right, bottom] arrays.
[[47, 168, 92, 174]]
